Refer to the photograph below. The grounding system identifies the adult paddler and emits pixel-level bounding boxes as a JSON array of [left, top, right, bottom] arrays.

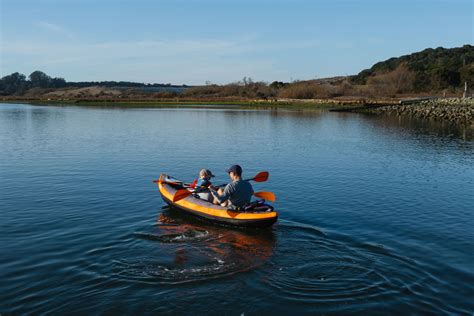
[[209, 165, 254, 209]]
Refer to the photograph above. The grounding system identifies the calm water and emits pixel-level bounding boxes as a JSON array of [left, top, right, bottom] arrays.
[[1, 103, 473, 315]]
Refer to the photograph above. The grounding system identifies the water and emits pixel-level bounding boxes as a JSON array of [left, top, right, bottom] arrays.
[[1, 103, 473, 315]]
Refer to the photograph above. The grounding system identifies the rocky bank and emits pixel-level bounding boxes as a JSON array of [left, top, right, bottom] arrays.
[[368, 98, 473, 125]]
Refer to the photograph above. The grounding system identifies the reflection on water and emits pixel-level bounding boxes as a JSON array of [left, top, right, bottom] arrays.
[[112, 207, 276, 285], [361, 112, 473, 141], [0, 103, 473, 314], [114, 207, 275, 284]]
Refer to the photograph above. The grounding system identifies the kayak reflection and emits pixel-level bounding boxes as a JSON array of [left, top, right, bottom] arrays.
[[154, 206, 276, 275]]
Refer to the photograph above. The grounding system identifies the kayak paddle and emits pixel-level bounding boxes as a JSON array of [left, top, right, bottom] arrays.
[[253, 191, 276, 202], [251, 171, 269, 183], [213, 171, 269, 187], [173, 190, 276, 203], [171, 171, 270, 202]]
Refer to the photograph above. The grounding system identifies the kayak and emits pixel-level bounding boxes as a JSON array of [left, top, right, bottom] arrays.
[[156, 174, 278, 227]]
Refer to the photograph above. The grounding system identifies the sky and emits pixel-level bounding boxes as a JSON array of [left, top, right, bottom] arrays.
[[1, 0, 473, 85]]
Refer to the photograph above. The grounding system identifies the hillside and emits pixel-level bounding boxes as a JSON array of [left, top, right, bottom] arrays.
[[351, 45, 474, 92]]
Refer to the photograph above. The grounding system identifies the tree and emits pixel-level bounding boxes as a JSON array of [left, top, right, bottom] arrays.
[[51, 77, 67, 88], [0, 72, 28, 95], [460, 63, 474, 85], [29, 70, 52, 88], [242, 76, 253, 86], [270, 81, 288, 89]]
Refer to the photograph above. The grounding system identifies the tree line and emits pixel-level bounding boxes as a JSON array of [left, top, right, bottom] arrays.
[[0, 71, 67, 95], [0, 70, 189, 96]]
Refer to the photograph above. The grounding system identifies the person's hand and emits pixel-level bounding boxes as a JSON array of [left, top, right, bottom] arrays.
[[209, 187, 216, 197]]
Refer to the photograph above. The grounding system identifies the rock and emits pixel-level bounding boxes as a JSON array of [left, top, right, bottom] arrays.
[[365, 97, 473, 124]]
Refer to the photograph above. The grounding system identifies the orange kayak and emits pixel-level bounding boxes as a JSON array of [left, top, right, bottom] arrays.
[[156, 174, 278, 227]]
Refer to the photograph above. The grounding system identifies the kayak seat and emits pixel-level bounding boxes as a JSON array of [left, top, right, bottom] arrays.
[[241, 199, 274, 213]]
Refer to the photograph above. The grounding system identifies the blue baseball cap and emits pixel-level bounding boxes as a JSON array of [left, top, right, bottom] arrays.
[[226, 164, 242, 175]]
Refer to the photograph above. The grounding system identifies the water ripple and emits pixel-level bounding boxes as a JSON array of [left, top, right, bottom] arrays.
[[77, 210, 276, 285], [256, 220, 470, 314]]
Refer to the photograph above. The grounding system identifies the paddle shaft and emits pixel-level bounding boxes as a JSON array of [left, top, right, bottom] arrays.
[[214, 171, 269, 188], [171, 171, 270, 203]]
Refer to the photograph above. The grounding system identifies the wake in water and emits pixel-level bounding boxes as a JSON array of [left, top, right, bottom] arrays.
[[110, 208, 276, 284], [134, 229, 211, 243], [81, 210, 471, 314]]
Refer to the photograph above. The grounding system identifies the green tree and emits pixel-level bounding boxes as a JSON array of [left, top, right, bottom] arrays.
[[51, 77, 67, 88], [270, 81, 288, 89], [29, 70, 52, 88], [0, 72, 28, 95], [460, 64, 474, 85]]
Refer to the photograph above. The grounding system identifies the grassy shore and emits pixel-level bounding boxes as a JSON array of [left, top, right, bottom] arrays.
[[0, 98, 340, 110]]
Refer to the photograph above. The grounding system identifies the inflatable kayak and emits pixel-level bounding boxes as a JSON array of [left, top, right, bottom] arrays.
[[156, 174, 278, 227]]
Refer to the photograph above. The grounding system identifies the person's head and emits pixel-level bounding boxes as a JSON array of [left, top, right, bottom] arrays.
[[226, 164, 242, 180], [199, 169, 215, 180]]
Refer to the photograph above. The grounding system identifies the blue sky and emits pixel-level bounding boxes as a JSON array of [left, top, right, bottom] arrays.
[[1, 0, 472, 85]]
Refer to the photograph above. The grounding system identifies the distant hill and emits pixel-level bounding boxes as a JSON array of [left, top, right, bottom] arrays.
[[351, 45, 474, 92]]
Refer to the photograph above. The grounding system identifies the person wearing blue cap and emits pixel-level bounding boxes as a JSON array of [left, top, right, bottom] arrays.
[[209, 164, 254, 209]]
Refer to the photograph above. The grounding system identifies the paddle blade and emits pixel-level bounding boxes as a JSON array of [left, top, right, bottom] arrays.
[[173, 189, 193, 202], [252, 171, 269, 182], [254, 191, 276, 202]]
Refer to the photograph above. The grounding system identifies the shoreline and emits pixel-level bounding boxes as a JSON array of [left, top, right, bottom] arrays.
[[1, 97, 472, 125], [0, 95, 417, 109], [0, 98, 342, 110]]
